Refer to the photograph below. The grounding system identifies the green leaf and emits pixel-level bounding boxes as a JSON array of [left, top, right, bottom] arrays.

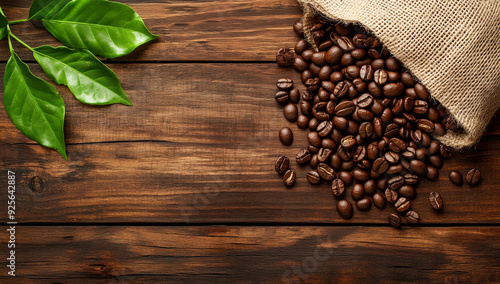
[[42, 0, 158, 58], [3, 51, 67, 159], [29, 0, 72, 20], [33, 45, 132, 105], [0, 7, 8, 40]]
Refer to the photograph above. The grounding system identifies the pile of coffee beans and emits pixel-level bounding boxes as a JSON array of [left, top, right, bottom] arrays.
[[273, 16, 481, 227]]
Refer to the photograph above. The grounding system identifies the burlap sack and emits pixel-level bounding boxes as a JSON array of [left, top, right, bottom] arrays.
[[297, 0, 500, 148]]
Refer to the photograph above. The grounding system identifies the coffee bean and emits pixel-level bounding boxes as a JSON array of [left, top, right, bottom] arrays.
[[336, 36, 355, 51], [356, 198, 372, 211], [366, 143, 379, 160], [389, 137, 407, 153], [372, 158, 389, 174], [383, 82, 404, 98], [275, 156, 290, 175], [372, 59, 385, 70], [373, 69, 388, 85], [307, 131, 321, 147], [359, 65, 374, 81], [295, 149, 312, 166], [428, 191, 443, 211], [440, 144, 452, 158], [318, 40, 334, 51], [388, 176, 405, 190], [276, 78, 294, 90], [410, 160, 428, 175], [350, 183, 364, 201], [289, 88, 300, 103], [403, 174, 418, 185], [384, 151, 400, 164], [358, 122, 373, 139], [318, 163, 335, 181], [398, 185, 416, 199], [401, 72, 416, 87], [413, 100, 429, 114], [387, 213, 402, 227], [310, 154, 319, 169], [448, 171, 463, 185], [331, 179, 345, 197], [357, 93, 374, 108], [283, 103, 298, 122], [385, 188, 399, 204], [279, 127, 293, 146], [364, 179, 377, 195], [274, 91, 289, 105], [307, 170, 321, 184], [311, 51, 327, 66], [466, 168, 481, 185], [325, 46, 342, 65], [384, 123, 399, 137], [373, 192, 386, 209], [316, 121, 333, 137], [352, 146, 367, 163], [414, 83, 430, 100], [346, 65, 361, 79], [340, 135, 357, 150], [293, 22, 304, 35], [305, 77, 320, 92], [297, 114, 309, 129], [338, 171, 352, 185], [318, 148, 333, 162], [293, 57, 308, 72], [357, 109, 374, 121], [395, 197, 411, 212], [333, 81, 349, 98], [426, 166, 439, 180], [283, 169, 296, 187], [335, 101, 356, 116], [336, 200, 353, 219], [406, 211, 420, 223], [385, 58, 400, 71], [276, 48, 295, 67], [417, 119, 435, 133]]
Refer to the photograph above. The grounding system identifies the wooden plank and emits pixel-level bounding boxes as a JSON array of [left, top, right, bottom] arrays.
[[0, 0, 302, 62], [0, 135, 499, 224], [1, 63, 498, 145], [1, 226, 499, 282]]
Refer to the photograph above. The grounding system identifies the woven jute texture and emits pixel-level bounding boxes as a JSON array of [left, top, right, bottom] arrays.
[[298, 0, 500, 148]]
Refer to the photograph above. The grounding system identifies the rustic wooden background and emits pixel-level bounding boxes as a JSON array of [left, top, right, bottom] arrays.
[[0, 0, 499, 282]]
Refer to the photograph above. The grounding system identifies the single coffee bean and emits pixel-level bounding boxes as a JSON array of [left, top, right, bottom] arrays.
[[357, 93, 374, 108], [414, 83, 430, 100], [283, 103, 298, 122], [383, 82, 404, 98], [352, 169, 370, 183], [338, 171, 353, 185], [331, 179, 346, 197], [346, 65, 361, 79], [358, 122, 373, 139], [293, 57, 308, 72], [426, 166, 439, 181], [363, 179, 377, 195], [274, 90, 289, 105], [310, 154, 319, 169], [417, 119, 435, 133], [307, 170, 321, 184], [351, 183, 364, 201], [373, 69, 388, 85], [336, 200, 353, 219], [372, 157, 389, 174], [410, 160, 428, 175], [392, 98, 404, 115], [428, 191, 443, 211], [368, 81, 382, 97], [440, 144, 453, 158], [372, 58, 385, 70], [276, 48, 295, 67], [294, 39, 308, 54], [401, 72, 416, 87], [387, 71, 400, 81], [325, 46, 343, 65], [389, 137, 407, 153], [297, 115, 309, 129], [404, 173, 418, 185], [318, 40, 334, 51], [448, 171, 463, 185], [275, 156, 290, 175], [283, 169, 296, 187], [336, 36, 355, 51], [351, 48, 366, 59], [385, 58, 401, 71], [307, 131, 321, 147], [395, 197, 411, 212], [357, 109, 374, 121], [342, 160, 356, 171], [279, 127, 293, 145], [387, 213, 402, 227], [384, 151, 399, 164], [276, 78, 294, 90], [340, 135, 357, 150], [305, 77, 320, 92], [401, 148, 416, 160], [360, 65, 374, 82], [385, 123, 399, 138], [373, 192, 386, 209], [289, 88, 300, 103], [333, 81, 349, 98], [311, 51, 327, 66], [318, 148, 333, 162], [387, 164, 403, 175], [406, 211, 420, 223], [352, 146, 367, 163], [295, 149, 311, 166], [318, 163, 335, 181], [366, 142, 379, 160], [335, 100, 356, 116], [466, 168, 481, 185], [398, 185, 416, 199], [317, 121, 333, 137], [385, 188, 399, 204], [388, 176, 405, 190], [356, 198, 372, 211], [413, 100, 429, 114], [377, 178, 388, 190]]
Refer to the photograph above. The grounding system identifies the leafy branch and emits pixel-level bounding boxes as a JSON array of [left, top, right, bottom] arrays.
[[0, 0, 158, 159]]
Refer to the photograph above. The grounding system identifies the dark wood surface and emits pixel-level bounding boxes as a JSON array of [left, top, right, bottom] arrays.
[[0, 0, 499, 282]]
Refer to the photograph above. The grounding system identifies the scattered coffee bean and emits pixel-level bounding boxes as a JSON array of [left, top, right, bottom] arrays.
[[394, 197, 411, 212], [318, 163, 335, 181], [356, 198, 372, 211], [337, 200, 353, 219], [387, 213, 402, 227], [448, 171, 463, 185], [279, 127, 293, 146], [406, 211, 420, 223], [283, 169, 296, 187], [372, 193, 386, 209], [276, 48, 295, 67], [275, 156, 290, 175], [307, 170, 321, 184], [466, 168, 481, 185], [296, 149, 312, 165], [331, 179, 345, 197], [283, 103, 298, 122], [277, 78, 294, 90], [428, 191, 443, 211]]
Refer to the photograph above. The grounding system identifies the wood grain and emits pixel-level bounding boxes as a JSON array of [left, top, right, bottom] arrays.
[[1, 226, 499, 283], [0, 63, 499, 224], [0, 0, 302, 62]]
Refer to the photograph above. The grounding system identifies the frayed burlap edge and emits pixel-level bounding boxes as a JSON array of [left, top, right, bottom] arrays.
[[297, 0, 500, 149]]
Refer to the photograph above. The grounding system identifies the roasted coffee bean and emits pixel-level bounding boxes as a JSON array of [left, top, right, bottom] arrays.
[[300, 101, 313, 116], [293, 57, 308, 72], [353, 34, 368, 48], [428, 155, 443, 168], [413, 100, 429, 114], [351, 183, 365, 201], [322, 138, 336, 149], [387, 71, 400, 81], [388, 213, 402, 227], [293, 22, 304, 35], [368, 82, 382, 97], [307, 131, 321, 147], [392, 98, 404, 115], [372, 58, 385, 70], [373, 69, 388, 85], [406, 211, 420, 223], [383, 82, 404, 98], [296, 149, 312, 165], [311, 51, 327, 66], [353, 78, 367, 92], [336, 36, 355, 51], [357, 93, 374, 108], [318, 163, 335, 181], [417, 119, 435, 133], [317, 121, 333, 137], [353, 146, 367, 162], [388, 176, 405, 190], [401, 148, 416, 160], [297, 115, 309, 129], [326, 46, 343, 65], [340, 53, 354, 66], [294, 39, 308, 54], [385, 188, 399, 204], [440, 144, 453, 158], [416, 148, 428, 160], [398, 185, 416, 199], [331, 179, 345, 197], [373, 193, 386, 209], [340, 135, 357, 150], [310, 154, 319, 168], [339, 171, 353, 185], [346, 65, 361, 79], [414, 83, 430, 100], [336, 200, 353, 219], [302, 70, 313, 84], [351, 48, 366, 59], [404, 173, 418, 185], [331, 117, 347, 131], [301, 49, 313, 62], [289, 88, 300, 103], [359, 64, 374, 82], [283, 169, 296, 187], [279, 127, 293, 145], [357, 109, 374, 121], [385, 58, 400, 71], [372, 158, 389, 174], [335, 101, 356, 116], [395, 197, 411, 212], [307, 170, 321, 185], [356, 198, 372, 211], [277, 78, 294, 90], [305, 77, 320, 92], [428, 191, 443, 211], [359, 122, 373, 139], [318, 40, 334, 51], [364, 179, 377, 195], [426, 166, 439, 181], [274, 91, 289, 105], [410, 160, 428, 175], [283, 103, 298, 122], [275, 156, 290, 175], [401, 72, 416, 87], [319, 66, 334, 82], [318, 148, 333, 162], [389, 138, 407, 153], [366, 142, 379, 160], [342, 160, 356, 171], [466, 168, 481, 185], [353, 169, 370, 182], [387, 164, 404, 175], [377, 178, 388, 190], [448, 171, 463, 185], [276, 48, 295, 67], [333, 80, 349, 98]]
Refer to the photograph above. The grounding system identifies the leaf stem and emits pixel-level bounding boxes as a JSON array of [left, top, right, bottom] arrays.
[[8, 19, 30, 25], [7, 26, 34, 51]]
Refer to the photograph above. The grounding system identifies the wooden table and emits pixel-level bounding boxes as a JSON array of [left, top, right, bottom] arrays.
[[1, 0, 499, 282]]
